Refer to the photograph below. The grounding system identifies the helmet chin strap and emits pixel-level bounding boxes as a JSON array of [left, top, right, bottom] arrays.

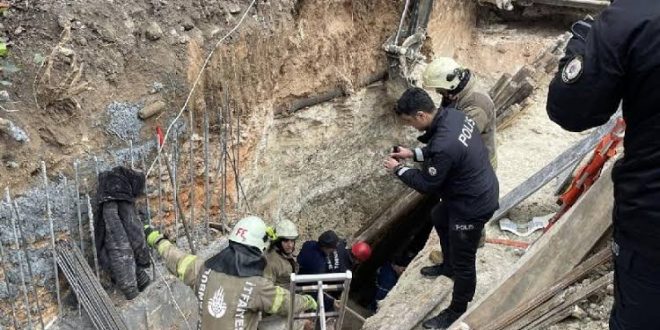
[[451, 69, 471, 96]]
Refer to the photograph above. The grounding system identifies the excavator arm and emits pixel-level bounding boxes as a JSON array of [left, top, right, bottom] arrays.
[[383, 0, 434, 98]]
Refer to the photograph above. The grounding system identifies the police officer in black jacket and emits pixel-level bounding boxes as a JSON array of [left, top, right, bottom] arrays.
[[547, 3, 660, 329], [384, 87, 499, 329]]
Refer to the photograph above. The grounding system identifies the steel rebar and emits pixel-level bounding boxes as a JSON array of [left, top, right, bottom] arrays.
[[56, 241, 128, 330], [222, 89, 229, 221], [41, 161, 63, 317], [11, 199, 45, 329], [0, 231, 19, 330], [129, 140, 135, 169], [141, 156, 157, 279], [74, 160, 84, 253], [156, 134, 164, 232], [188, 132, 196, 244], [203, 108, 210, 242], [235, 104, 240, 211], [85, 194, 100, 279], [94, 156, 100, 176], [173, 131, 180, 244]]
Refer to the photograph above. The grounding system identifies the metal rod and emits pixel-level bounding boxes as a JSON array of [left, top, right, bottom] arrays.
[[11, 199, 45, 329], [188, 132, 196, 244], [6, 191, 34, 330], [85, 194, 100, 279], [336, 271, 353, 328], [288, 273, 296, 330], [317, 280, 327, 330], [225, 149, 251, 212], [203, 108, 210, 242], [156, 134, 164, 232], [222, 88, 228, 225], [74, 160, 84, 253], [63, 177, 82, 318], [291, 272, 353, 283], [235, 104, 240, 211], [173, 132, 180, 244], [141, 156, 152, 227], [41, 161, 63, 317], [94, 156, 100, 176], [129, 140, 135, 169], [0, 231, 19, 330], [141, 155, 157, 279], [164, 150, 196, 253], [394, 0, 412, 45]]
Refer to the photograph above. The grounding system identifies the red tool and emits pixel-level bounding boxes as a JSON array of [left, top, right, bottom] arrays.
[[546, 118, 626, 231], [485, 238, 530, 249], [156, 126, 164, 147]]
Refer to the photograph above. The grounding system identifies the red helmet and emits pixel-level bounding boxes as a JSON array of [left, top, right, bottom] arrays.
[[351, 241, 372, 262]]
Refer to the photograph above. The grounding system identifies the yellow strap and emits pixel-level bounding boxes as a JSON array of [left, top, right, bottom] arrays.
[[177, 255, 197, 281], [157, 240, 172, 255], [268, 286, 286, 314]]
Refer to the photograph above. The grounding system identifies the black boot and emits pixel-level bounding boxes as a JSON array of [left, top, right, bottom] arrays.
[[422, 308, 462, 329], [420, 263, 453, 278], [136, 268, 151, 292]]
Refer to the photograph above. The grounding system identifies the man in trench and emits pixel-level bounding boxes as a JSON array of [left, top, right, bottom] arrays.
[[384, 87, 499, 329]]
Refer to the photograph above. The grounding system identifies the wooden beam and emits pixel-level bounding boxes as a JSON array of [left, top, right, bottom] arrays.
[[487, 247, 611, 330], [450, 164, 615, 330], [521, 272, 613, 330]]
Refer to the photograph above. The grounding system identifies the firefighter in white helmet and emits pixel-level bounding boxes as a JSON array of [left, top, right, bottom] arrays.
[[423, 57, 497, 169], [144, 216, 317, 330], [264, 219, 300, 287], [259, 219, 313, 330], [423, 58, 498, 250]]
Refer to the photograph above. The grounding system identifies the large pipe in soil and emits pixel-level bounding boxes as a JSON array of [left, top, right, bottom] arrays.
[[275, 71, 387, 114]]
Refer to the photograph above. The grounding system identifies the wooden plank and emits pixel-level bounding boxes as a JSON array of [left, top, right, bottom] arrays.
[[488, 247, 612, 330], [490, 113, 620, 222], [450, 164, 616, 330], [489, 73, 512, 99], [521, 272, 613, 330]]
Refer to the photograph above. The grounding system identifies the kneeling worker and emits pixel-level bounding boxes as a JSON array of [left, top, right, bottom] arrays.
[[144, 216, 317, 330], [384, 88, 499, 329]]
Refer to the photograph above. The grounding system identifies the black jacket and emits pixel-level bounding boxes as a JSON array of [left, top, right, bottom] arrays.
[[547, 1, 660, 260], [396, 108, 499, 222]]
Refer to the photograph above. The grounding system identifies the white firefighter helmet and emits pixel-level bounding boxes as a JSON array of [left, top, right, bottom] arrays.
[[275, 219, 299, 240], [229, 216, 270, 252], [422, 57, 463, 91]]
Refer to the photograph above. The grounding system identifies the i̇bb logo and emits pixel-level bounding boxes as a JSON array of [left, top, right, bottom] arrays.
[[236, 228, 248, 241]]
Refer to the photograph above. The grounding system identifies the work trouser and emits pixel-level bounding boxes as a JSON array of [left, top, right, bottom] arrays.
[[609, 241, 660, 330], [431, 203, 486, 307]]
